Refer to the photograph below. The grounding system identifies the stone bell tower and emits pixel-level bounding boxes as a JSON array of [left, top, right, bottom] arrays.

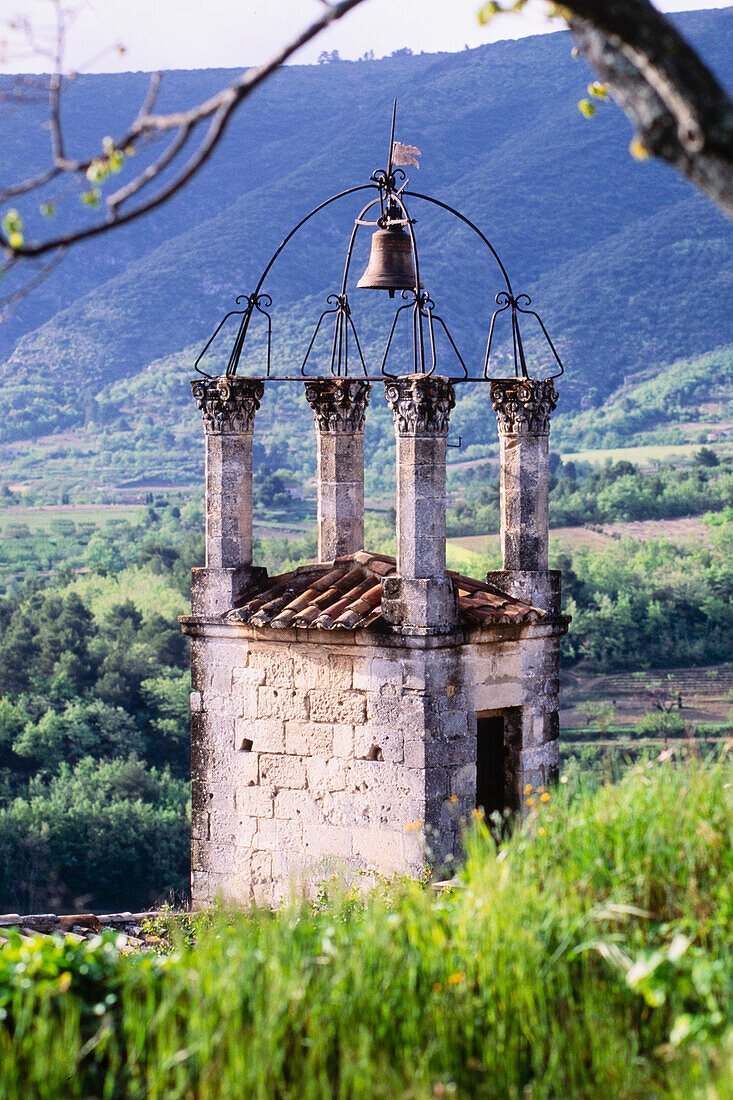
[[180, 113, 568, 906], [180, 370, 566, 907]]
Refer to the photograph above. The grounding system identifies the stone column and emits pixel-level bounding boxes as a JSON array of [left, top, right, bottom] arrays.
[[487, 376, 561, 615], [190, 375, 266, 615], [490, 377, 558, 572], [381, 374, 458, 632], [304, 378, 371, 561]]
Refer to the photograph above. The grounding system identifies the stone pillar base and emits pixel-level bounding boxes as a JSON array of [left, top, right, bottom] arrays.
[[191, 566, 268, 617], [486, 569, 562, 618], [381, 575, 458, 633]]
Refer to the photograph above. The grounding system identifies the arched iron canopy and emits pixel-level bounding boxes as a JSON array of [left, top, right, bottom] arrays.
[[194, 104, 564, 384]]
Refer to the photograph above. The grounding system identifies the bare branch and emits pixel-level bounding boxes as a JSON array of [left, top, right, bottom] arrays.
[[0, 246, 67, 319], [135, 72, 163, 126], [6, 0, 371, 259], [107, 124, 193, 215], [0, 165, 61, 205]]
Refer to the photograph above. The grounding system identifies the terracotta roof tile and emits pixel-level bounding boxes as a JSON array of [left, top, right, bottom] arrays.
[[225, 552, 544, 631]]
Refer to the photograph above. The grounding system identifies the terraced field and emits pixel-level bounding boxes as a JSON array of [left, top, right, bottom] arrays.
[[561, 664, 733, 731]]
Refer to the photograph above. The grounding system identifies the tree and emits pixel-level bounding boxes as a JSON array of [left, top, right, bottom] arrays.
[[0, 0, 371, 313], [635, 708, 685, 742], [583, 700, 616, 737], [480, 1, 733, 218]]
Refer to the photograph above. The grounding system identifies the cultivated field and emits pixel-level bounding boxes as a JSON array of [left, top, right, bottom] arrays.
[[561, 663, 733, 731], [450, 513, 717, 556]]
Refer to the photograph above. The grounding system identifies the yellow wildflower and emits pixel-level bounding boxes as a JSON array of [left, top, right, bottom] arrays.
[[447, 972, 465, 985], [526, 797, 536, 808], [540, 792, 551, 803], [524, 784, 533, 796]]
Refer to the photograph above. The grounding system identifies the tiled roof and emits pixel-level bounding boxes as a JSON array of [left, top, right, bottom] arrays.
[[225, 551, 544, 631]]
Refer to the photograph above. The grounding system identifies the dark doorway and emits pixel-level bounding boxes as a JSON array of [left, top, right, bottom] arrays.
[[476, 714, 505, 818]]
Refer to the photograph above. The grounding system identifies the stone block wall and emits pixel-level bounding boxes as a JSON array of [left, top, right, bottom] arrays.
[[463, 626, 561, 798], [185, 618, 562, 907]]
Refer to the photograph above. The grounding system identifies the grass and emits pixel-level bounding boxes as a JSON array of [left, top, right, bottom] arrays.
[[559, 442, 733, 467], [0, 504, 145, 532], [1, 755, 732, 1098]]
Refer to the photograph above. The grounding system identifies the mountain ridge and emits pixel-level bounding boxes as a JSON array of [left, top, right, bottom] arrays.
[[0, 8, 731, 497]]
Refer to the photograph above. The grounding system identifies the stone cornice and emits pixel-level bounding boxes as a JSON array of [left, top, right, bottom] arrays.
[[190, 376, 265, 434], [490, 378, 558, 435], [384, 374, 455, 437], [304, 378, 371, 433]]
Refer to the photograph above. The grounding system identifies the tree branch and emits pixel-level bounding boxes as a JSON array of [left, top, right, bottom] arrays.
[[0, 246, 67, 319], [3, 0, 371, 262], [562, 0, 733, 217]]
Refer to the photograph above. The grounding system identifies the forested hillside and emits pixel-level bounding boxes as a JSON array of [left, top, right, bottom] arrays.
[[0, 8, 731, 501]]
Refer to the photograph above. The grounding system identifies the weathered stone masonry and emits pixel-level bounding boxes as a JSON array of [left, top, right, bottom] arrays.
[[181, 374, 567, 907]]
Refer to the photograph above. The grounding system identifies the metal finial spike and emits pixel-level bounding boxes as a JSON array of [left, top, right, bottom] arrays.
[[387, 98, 397, 177]]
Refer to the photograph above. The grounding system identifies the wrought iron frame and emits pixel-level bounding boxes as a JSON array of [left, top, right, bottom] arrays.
[[194, 103, 564, 385]]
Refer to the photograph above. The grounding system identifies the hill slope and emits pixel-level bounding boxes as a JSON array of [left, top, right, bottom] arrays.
[[0, 9, 731, 497]]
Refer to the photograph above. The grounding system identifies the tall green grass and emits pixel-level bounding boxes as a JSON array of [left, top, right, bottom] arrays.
[[1, 756, 732, 1099]]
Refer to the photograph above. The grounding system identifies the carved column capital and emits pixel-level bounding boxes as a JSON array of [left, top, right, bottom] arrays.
[[384, 374, 456, 437], [490, 378, 558, 435], [304, 378, 371, 433], [191, 376, 265, 434]]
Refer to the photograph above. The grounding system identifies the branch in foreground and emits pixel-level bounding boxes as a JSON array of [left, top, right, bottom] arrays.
[[0, 0, 371, 264], [561, 0, 733, 218]]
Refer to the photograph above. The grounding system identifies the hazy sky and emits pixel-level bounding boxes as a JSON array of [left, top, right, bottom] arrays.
[[0, 0, 730, 73]]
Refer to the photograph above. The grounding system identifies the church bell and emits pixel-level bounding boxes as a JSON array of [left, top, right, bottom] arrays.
[[356, 214, 422, 298]]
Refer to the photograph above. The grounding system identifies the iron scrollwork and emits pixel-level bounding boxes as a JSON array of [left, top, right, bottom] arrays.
[[192, 103, 567, 388]]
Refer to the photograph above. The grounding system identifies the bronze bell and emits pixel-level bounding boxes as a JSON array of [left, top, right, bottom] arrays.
[[356, 223, 422, 298]]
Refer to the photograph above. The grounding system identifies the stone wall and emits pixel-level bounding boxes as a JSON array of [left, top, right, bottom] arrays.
[[185, 618, 561, 907]]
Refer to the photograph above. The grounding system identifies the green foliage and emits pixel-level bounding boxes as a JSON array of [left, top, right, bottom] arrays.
[[1, 759, 732, 1097], [557, 526, 733, 671], [12, 700, 143, 771], [583, 700, 616, 735], [635, 710, 686, 739], [550, 455, 733, 527], [0, 512, 202, 911], [0, 759, 189, 912], [553, 345, 733, 454]]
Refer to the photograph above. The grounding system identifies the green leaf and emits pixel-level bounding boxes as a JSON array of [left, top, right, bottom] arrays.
[[80, 188, 102, 209], [669, 1014, 693, 1047], [108, 148, 125, 174], [578, 98, 596, 119], [1, 207, 23, 236], [86, 159, 110, 185], [478, 2, 500, 25]]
